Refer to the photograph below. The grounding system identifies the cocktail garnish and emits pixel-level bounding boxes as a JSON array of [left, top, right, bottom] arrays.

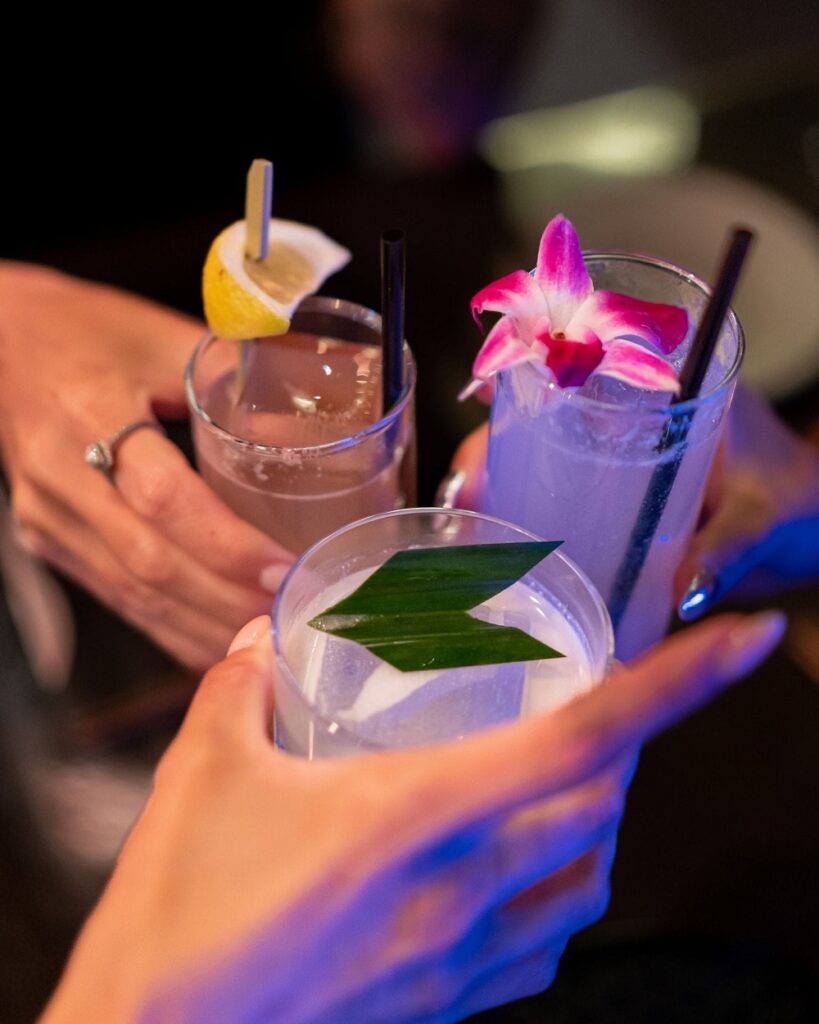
[[460, 214, 689, 398], [202, 216, 350, 340], [309, 542, 566, 672]]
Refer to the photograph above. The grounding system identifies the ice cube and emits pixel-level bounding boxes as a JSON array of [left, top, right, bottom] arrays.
[[340, 663, 526, 748], [312, 635, 384, 715]]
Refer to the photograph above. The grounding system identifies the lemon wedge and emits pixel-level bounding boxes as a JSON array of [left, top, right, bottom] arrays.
[[202, 218, 351, 339]]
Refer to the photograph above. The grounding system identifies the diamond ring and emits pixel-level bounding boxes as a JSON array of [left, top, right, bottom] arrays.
[[83, 420, 166, 480]]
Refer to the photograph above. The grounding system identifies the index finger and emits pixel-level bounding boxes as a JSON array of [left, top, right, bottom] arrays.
[[114, 430, 292, 586], [394, 611, 785, 839]]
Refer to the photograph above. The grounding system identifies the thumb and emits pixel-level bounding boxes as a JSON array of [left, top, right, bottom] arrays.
[[228, 615, 273, 655], [182, 615, 276, 748]]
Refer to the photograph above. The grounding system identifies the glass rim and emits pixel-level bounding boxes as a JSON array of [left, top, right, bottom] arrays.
[[271, 506, 615, 750], [184, 297, 416, 459], [508, 249, 745, 418]]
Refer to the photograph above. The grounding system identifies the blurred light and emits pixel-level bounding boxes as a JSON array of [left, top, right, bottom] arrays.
[[480, 86, 700, 177]]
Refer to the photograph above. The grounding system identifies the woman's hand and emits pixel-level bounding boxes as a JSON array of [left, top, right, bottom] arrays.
[[676, 386, 819, 618], [0, 263, 292, 669], [42, 609, 784, 1024]]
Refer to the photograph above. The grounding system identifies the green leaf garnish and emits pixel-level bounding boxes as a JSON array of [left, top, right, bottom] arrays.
[[309, 542, 565, 672]]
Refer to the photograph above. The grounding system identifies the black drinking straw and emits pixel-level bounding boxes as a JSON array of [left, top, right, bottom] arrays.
[[607, 227, 754, 633], [381, 229, 406, 413]]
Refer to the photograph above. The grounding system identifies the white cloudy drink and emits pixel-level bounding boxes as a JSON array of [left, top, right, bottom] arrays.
[[272, 509, 613, 759]]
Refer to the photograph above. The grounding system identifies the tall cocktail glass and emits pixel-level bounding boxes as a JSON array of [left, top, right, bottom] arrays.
[[485, 253, 744, 661], [186, 297, 416, 553], [272, 507, 613, 759]]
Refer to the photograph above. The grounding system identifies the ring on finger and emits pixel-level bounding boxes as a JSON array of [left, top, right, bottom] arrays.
[[84, 419, 166, 481]]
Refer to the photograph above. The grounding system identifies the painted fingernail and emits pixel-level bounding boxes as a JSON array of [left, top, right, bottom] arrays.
[[228, 615, 270, 655], [716, 610, 787, 679], [259, 563, 290, 594], [435, 469, 466, 509], [678, 568, 719, 621]]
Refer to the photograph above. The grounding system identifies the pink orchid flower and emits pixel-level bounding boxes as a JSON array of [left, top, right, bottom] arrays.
[[461, 215, 690, 399]]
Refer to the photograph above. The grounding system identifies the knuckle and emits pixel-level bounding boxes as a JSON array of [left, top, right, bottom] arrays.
[[591, 783, 627, 833], [581, 879, 611, 927], [551, 731, 603, 787], [130, 464, 179, 522], [123, 536, 175, 589], [17, 525, 51, 560], [514, 952, 559, 999], [119, 573, 169, 624]]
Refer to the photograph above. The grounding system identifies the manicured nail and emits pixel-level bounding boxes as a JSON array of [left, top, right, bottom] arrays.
[[228, 615, 270, 655], [435, 470, 466, 509], [259, 563, 289, 594], [678, 568, 719, 621], [716, 611, 787, 679]]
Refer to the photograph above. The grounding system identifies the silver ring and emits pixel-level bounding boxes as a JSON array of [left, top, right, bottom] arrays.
[[84, 420, 166, 479]]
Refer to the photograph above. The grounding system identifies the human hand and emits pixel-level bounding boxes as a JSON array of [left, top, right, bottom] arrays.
[[0, 263, 292, 669], [42, 608, 784, 1024], [676, 386, 819, 619]]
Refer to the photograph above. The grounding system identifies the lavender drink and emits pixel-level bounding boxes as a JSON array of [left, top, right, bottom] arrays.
[[484, 252, 743, 660]]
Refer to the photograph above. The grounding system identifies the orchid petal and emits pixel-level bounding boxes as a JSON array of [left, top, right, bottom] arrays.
[[545, 335, 605, 388], [569, 290, 690, 355], [535, 215, 593, 332], [472, 317, 536, 380], [470, 270, 546, 330], [594, 339, 680, 393]]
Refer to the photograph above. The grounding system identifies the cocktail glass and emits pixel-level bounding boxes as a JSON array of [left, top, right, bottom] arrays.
[[186, 296, 416, 553], [272, 507, 613, 758], [485, 252, 744, 661]]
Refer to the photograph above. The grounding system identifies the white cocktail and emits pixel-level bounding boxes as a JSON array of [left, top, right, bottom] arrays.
[[272, 508, 613, 758]]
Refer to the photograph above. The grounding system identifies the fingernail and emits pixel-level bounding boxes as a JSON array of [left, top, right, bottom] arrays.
[[435, 470, 466, 509], [228, 615, 270, 655], [716, 610, 787, 679], [678, 568, 719, 621], [259, 563, 289, 594], [457, 378, 482, 402]]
